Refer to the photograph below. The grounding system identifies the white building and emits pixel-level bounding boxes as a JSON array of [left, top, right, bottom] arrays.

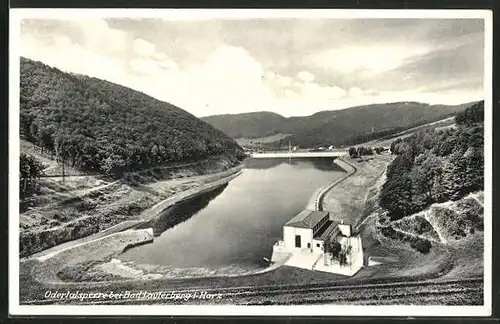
[[271, 209, 364, 276]]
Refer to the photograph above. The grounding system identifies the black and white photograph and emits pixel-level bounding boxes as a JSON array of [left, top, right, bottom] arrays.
[[9, 9, 492, 316]]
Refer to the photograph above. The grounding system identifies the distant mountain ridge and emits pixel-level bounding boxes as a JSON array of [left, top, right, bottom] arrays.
[[202, 101, 479, 148], [202, 111, 288, 138]]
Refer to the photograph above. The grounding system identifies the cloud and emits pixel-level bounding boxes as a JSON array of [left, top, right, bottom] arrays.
[[158, 59, 178, 70], [132, 38, 156, 57], [182, 45, 274, 115], [299, 82, 346, 101], [18, 18, 485, 117], [20, 32, 126, 84], [69, 19, 129, 56], [297, 71, 315, 83], [309, 43, 431, 75], [152, 52, 168, 61], [348, 87, 364, 98], [129, 38, 179, 73], [128, 58, 162, 75]]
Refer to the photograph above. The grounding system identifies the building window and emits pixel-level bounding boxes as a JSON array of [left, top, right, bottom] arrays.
[[295, 235, 301, 248], [316, 243, 320, 247]]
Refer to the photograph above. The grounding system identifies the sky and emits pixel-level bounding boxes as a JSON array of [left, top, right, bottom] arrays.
[[19, 16, 486, 117]]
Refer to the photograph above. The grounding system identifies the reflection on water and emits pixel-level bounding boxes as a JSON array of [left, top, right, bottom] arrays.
[[137, 184, 228, 235], [120, 158, 345, 275], [243, 156, 344, 172]]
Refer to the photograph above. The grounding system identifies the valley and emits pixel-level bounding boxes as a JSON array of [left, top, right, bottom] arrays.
[[203, 102, 476, 150], [17, 58, 485, 307]]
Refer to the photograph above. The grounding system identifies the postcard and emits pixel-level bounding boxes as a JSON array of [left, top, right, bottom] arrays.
[[9, 8, 492, 316]]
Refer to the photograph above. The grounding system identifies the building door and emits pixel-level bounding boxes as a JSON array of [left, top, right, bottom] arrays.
[[295, 235, 301, 248]]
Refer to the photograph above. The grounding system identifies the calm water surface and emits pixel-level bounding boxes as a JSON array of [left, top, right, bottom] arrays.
[[119, 157, 345, 275]]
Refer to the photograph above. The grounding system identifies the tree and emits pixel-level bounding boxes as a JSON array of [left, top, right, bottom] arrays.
[[20, 153, 45, 197], [348, 147, 358, 158], [101, 155, 127, 177], [327, 240, 342, 261], [412, 152, 443, 202], [390, 138, 402, 154], [54, 133, 69, 181], [380, 155, 415, 220], [393, 141, 415, 161], [455, 101, 484, 125], [339, 245, 352, 266]]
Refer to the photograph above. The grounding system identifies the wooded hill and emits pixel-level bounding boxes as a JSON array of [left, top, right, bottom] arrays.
[[20, 57, 245, 177], [202, 101, 477, 148], [202, 111, 288, 139], [380, 101, 484, 223]]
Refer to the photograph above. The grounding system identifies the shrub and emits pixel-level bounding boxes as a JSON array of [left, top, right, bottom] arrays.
[[380, 225, 432, 254]]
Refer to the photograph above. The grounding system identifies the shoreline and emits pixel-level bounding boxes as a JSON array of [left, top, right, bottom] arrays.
[[20, 155, 402, 303], [22, 165, 244, 263], [306, 156, 357, 211], [19, 154, 479, 306], [27, 156, 365, 284], [138, 166, 243, 225]]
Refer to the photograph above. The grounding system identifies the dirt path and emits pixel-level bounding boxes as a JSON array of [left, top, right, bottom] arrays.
[[361, 117, 455, 148], [468, 192, 484, 207], [391, 227, 442, 244], [65, 180, 120, 197]]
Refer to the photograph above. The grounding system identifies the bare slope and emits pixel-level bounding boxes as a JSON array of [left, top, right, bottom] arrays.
[[20, 142, 241, 258]]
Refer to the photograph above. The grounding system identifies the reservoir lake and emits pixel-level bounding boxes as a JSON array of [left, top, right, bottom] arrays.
[[119, 157, 346, 277]]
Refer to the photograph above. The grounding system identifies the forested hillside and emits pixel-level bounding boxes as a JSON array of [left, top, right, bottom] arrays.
[[202, 111, 288, 139], [380, 101, 484, 221], [372, 101, 484, 255], [202, 101, 475, 148], [20, 57, 245, 177]]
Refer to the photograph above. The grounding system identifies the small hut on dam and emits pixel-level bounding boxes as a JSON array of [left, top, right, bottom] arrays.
[[271, 209, 363, 276]]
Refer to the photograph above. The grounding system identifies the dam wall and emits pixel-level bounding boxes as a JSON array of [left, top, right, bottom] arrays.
[[251, 151, 346, 158], [313, 157, 357, 211]]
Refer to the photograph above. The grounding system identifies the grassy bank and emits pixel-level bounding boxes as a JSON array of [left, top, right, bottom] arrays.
[[321, 154, 393, 225]]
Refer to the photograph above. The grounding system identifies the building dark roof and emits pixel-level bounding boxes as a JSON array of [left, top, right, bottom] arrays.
[[284, 210, 329, 229], [314, 221, 340, 241]]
